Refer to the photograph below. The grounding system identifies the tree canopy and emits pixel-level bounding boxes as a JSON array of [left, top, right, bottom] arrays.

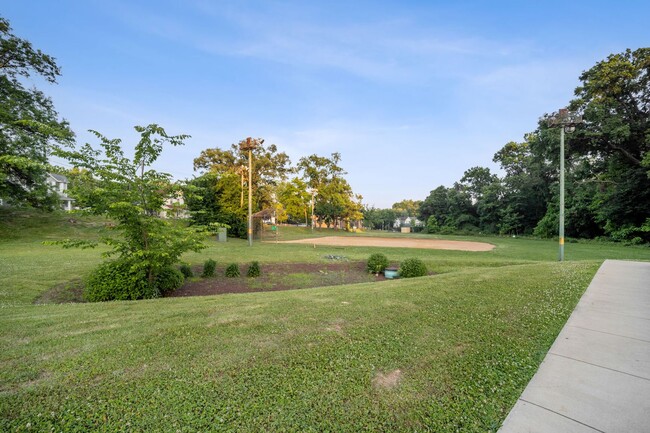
[[193, 139, 292, 211], [0, 16, 74, 209], [414, 48, 650, 243]]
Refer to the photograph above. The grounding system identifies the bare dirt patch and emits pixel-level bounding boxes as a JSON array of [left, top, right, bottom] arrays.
[[372, 369, 403, 389], [34, 279, 85, 304], [277, 236, 494, 251]]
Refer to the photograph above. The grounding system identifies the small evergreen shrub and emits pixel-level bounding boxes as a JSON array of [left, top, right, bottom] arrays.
[[179, 264, 193, 278], [225, 263, 240, 278], [247, 261, 261, 278], [202, 259, 216, 277], [85, 260, 155, 302], [367, 253, 389, 274], [155, 266, 185, 295], [399, 258, 428, 278]]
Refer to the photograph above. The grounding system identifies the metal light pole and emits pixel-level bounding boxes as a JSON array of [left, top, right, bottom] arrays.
[[239, 137, 263, 247], [548, 108, 582, 261]]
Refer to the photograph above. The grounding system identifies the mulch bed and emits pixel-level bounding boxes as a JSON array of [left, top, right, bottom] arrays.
[[167, 261, 388, 298], [36, 261, 398, 303]]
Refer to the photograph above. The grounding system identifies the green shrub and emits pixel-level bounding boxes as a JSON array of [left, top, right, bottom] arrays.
[[84, 260, 155, 302], [247, 261, 261, 278], [426, 216, 440, 234], [179, 264, 193, 278], [202, 259, 216, 277], [399, 258, 428, 278], [367, 253, 389, 274], [225, 263, 240, 278], [155, 266, 185, 295]]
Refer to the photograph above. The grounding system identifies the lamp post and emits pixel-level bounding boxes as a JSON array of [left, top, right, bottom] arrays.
[[308, 188, 318, 232], [548, 108, 582, 261], [239, 137, 263, 247]]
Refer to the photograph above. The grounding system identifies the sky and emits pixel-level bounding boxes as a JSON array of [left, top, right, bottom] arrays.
[[5, 0, 650, 208]]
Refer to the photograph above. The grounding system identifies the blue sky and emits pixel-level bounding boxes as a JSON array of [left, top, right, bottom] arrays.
[[5, 1, 649, 207]]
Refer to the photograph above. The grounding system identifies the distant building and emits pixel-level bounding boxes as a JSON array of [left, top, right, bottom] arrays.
[[393, 216, 423, 230], [161, 193, 189, 219], [46, 173, 75, 211]]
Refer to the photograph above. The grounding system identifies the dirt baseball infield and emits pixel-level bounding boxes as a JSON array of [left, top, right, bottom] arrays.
[[278, 236, 495, 251]]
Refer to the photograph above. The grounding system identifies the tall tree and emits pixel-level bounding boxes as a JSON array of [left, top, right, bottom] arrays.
[[0, 16, 74, 208], [493, 136, 551, 234], [391, 199, 422, 217], [183, 172, 247, 238], [460, 166, 497, 203], [363, 206, 397, 231], [276, 177, 310, 224], [193, 140, 291, 211], [297, 152, 361, 228], [567, 48, 650, 241], [297, 152, 345, 189]]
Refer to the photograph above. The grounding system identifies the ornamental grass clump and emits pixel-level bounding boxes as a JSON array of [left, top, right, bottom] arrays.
[[202, 259, 216, 277], [225, 263, 240, 278], [398, 258, 428, 278], [367, 253, 389, 274], [247, 261, 261, 278]]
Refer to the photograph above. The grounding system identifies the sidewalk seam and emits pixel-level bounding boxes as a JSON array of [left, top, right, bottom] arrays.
[[518, 399, 605, 433], [567, 324, 650, 343], [547, 352, 650, 381]]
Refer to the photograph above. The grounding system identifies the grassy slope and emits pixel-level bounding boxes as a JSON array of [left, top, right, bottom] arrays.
[[2, 263, 597, 432], [1, 210, 649, 431]]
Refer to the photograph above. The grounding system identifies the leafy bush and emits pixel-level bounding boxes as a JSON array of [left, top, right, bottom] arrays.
[[155, 266, 185, 295], [225, 263, 240, 278], [367, 253, 389, 274], [399, 258, 428, 278], [425, 215, 440, 234], [179, 264, 193, 278], [202, 259, 216, 277], [247, 261, 261, 278], [85, 260, 155, 302]]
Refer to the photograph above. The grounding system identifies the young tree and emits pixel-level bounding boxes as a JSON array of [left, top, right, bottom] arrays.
[[52, 124, 206, 300], [0, 16, 74, 208]]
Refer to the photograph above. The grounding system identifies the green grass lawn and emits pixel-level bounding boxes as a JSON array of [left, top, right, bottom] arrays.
[[1, 210, 649, 432]]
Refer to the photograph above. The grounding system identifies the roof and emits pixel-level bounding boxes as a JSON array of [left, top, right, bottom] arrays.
[[49, 173, 68, 183], [252, 208, 275, 218]]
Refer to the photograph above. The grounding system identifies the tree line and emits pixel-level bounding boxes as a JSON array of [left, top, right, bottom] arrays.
[[365, 48, 650, 244], [188, 146, 363, 237]]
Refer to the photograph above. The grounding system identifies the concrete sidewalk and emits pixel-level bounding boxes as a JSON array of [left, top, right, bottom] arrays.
[[499, 260, 650, 433]]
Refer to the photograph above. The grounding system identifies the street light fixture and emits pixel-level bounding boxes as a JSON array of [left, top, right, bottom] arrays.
[[239, 137, 264, 247], [548, 108, 583, 262]]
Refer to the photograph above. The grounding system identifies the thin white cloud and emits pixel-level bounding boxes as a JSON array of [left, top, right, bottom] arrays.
[[107, 0, 531, 83]]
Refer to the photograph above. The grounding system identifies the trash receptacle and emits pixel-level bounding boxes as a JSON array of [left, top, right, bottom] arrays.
[[217, 227, 227, 242]]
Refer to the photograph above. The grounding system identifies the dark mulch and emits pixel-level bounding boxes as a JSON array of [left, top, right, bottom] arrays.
[[167, 261, 388, 298]]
